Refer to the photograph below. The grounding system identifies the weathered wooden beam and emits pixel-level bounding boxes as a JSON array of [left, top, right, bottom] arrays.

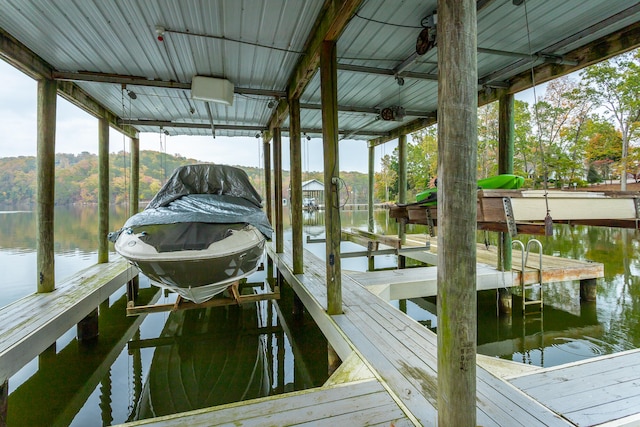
[[52, 70, 287, 98], [98, 117, 109, 263], [289, 97, 304, 273], [437, 0, 478, 424], [368, 117, 437, 147], [288, 0, 363, 100], [480, 19, 640, 105], [126, 291, 280, 316], [1, 29, 137, 138], [398, 134, 407, 246], [367, 144, 375, 233], [263, 138, 272, 224], [321, 40, 342, 315], [273, 127, 284, 254], [498, 92, 514, 315], [129, 136, 140, 216], [36, 78, 57, 293], [267, 0, 364, 130], [346, 228, 402, 249]]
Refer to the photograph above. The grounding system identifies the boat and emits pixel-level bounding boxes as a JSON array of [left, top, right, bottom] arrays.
[[109, 164, 273, 304], [416, 174, 525, 204]]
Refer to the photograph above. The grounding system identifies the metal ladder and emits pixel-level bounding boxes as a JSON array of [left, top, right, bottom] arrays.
[[513, 239, 544, 313]]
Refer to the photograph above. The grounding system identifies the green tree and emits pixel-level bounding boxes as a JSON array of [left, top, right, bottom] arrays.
[[580, 49, 640, 190]]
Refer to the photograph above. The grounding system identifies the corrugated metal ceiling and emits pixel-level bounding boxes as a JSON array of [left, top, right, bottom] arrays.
[[0, 0, 639, 141]]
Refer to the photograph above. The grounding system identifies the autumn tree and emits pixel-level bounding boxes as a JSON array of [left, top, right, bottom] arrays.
[[580, 49, 640, 190]]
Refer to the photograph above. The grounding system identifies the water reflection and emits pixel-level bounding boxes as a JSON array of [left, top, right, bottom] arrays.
[[3, 206, 640, 424]]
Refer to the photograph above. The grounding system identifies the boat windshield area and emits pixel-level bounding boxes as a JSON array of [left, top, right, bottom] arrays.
[[135, 222, 247, 252]]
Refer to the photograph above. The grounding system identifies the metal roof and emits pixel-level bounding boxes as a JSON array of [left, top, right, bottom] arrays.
[[1, 0, 639, 144]]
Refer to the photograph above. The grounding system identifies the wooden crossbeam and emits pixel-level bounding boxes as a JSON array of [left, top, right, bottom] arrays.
[[126, 283, 280, 316]]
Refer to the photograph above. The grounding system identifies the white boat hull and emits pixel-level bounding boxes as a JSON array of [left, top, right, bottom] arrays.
[[115, 223, 265, 303]]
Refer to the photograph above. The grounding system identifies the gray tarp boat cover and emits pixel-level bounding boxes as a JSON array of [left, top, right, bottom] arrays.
[[109, 164, 272, 241]]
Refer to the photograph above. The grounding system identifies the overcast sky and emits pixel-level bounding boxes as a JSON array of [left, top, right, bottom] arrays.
[[0, 59, 542, 174], [0, 59, 384, 173]]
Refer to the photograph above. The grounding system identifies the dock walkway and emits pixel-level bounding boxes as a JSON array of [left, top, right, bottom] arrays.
[[272, 244, 568, 426], [344, 234, 603, 301], [0, 257, 136, 384], [508, 349, 640, 426]]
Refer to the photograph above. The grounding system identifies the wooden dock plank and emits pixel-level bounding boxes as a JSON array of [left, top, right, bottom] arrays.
[[117, 379, 412, 426], [509, 350, 640, 426], [0, 257, 137, 383]]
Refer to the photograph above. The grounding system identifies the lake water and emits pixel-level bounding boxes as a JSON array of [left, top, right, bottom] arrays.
[[1, 206, 639, 424]]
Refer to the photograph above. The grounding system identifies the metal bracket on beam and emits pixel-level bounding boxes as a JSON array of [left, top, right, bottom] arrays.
[[425, 206, 435, 237], [502, 197, 518, 237]]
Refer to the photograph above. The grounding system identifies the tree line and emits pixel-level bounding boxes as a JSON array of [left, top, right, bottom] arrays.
[[0, 150, 371, 207]]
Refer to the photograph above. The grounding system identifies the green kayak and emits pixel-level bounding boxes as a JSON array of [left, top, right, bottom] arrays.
[[416, 174, 525, 204]]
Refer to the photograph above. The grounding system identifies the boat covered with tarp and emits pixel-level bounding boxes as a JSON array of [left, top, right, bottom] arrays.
[[109, 164, 273, 303]]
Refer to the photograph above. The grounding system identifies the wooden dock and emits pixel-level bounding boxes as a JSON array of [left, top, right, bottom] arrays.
[[507, 348, 640, 426], [342, 233, 603, 302], [0, 257, 137, 384]]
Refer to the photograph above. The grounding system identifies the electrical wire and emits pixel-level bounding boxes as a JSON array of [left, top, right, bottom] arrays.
[[523, 0, 553, 234], [354, 10, 422, 29]]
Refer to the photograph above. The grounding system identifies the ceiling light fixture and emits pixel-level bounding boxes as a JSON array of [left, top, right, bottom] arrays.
[[191, 76, 234, 106]]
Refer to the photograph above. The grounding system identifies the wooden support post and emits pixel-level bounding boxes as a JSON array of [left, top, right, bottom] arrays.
[[368, 143, 375, 233], [129, 135, 140, 216], [398, 134, 407, 241], [273, 127, 284, 254], [398, 134, 407, 269], [263, 139, 273, 225], [98, 117, 109, 264], [321, 40, 342, 315], [36, 77, 57, 293], [498, 93, 515, 314], [77, 307, 99, 342], [437, 0, 478, 425], [129, 135, 140, 294], [290, 97, 304, 273], [580, 278, 598, 302]]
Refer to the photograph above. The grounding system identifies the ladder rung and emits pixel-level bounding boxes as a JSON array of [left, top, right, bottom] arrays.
[[523, 300, 543, 305]]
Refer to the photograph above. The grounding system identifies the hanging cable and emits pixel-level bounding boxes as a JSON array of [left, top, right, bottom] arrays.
[[523, 0, 553, 235]]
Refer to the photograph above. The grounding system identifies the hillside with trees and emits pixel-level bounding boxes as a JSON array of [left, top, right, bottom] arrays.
[[0, 150, 370, 208]]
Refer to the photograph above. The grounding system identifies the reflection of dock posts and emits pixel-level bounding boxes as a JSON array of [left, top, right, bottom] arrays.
[[0, 380, 6, 426], [131, 329, 143, 418], [77, 307, 99, 342], [99, 368, 113, 426], [127, 278, 139, 301], [580, 278, 597, 301]]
